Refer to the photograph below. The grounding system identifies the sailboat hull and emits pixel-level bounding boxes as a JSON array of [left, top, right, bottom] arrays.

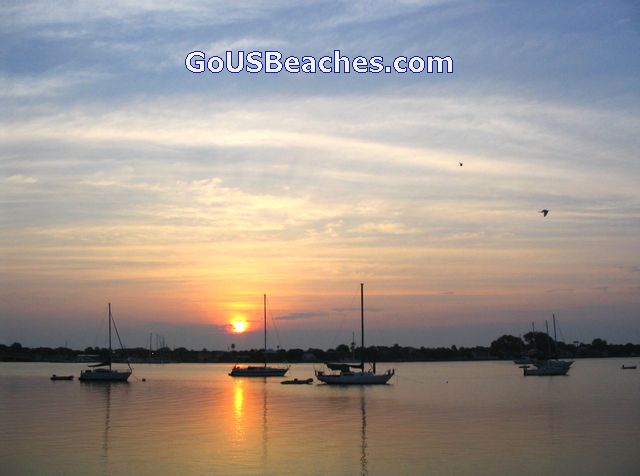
[[316, 370, 394, 385], [79, 369, 131, 382], [523, 367, 568, 376], [523, 360, 573, 376], [229, 366, 289, 377]]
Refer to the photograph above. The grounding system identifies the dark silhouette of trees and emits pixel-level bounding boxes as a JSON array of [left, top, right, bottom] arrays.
[[1, 336, 639, 363], [591, 338, 608, 349], [490, 335, 524, 358], [523, 331, 556, 356], [335, 344, 350, 354]]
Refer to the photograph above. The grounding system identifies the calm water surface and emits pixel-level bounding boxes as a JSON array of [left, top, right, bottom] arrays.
[[1, 360, 639, 475]]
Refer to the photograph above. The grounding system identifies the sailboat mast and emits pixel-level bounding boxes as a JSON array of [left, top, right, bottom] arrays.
[[361, 283, 365, 368], [352, 332, 356, 360], [264, 294, 267, 368], [552, 314, 558, 357], [545, 320, 551, 357], [108, 303, 112, 371]]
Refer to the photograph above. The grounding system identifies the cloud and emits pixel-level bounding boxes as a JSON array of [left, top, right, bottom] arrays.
[[0, 70, 112, 98], [352, 222, 419, 235], [2, 92, 638, 306], [1, 1, 305, 30], [333, 307, 383, 313], [4, 174, 38, 184], [274, 311, 326, 321]]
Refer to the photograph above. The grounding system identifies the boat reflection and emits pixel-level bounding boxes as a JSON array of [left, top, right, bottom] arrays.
[[79, 381, 132, 469], [323, 387, 370, 474], [79, 382, 113, 466], [360, 389, 368, 476], [262, 380, 269, 463], [102, 384, 111, 463]]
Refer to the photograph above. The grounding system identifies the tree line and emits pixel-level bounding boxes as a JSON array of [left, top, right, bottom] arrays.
[[1, 334, 638, 363]]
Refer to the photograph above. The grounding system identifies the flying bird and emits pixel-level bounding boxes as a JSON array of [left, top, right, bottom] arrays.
[[459, 162, 463, 167], [539, 209, 549, 217]]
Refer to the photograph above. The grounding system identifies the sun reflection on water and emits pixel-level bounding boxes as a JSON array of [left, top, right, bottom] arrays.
[[233, 379, 244, 432]]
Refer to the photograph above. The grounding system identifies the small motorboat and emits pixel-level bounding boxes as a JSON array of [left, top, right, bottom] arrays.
[[281, 378, 313, 385], [51, 374, 74, 381], [621, 364, 637, 370]]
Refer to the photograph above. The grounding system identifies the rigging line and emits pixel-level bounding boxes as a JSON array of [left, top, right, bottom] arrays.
[[329, 290, 358, 349], [110, 311, 133, 372], [266, 295, 284, 350], [92, 309, 108, 348], [556, 319, 567, 343]]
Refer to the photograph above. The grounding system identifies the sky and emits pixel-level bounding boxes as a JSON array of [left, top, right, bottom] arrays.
[[1, 1, 639, 351]]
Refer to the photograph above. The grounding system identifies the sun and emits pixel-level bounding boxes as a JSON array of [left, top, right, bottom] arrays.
[[231, 321, 248, 334]]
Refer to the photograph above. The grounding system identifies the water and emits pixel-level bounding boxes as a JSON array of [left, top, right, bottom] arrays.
[[1, 360, 639, 475]]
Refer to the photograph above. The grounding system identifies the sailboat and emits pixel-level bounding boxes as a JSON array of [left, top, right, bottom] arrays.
[[523, 314, 573, 376], [229, 294, 289, 377], [79, 303, 132, 382], [315, 283, 395, 385]]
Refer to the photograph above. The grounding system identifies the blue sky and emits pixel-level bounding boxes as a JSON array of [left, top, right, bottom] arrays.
[[1, 1, 639, 350]]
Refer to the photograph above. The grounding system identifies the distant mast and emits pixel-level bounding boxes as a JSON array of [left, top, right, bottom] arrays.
[[552, 314, 558, 357], [264, 294, 267, 368], [108, 303, 112, 371], [545, 320, 551, 357], [351, 332, 356, 360], [361, 283, 365, 369]]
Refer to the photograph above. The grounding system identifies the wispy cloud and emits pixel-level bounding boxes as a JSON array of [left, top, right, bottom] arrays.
[[333, 307, 383, 313], [274, 311, 326, 321], [1, 1, 305, 30], [0, 70, 112, 98], [4, 174, 38, 184]]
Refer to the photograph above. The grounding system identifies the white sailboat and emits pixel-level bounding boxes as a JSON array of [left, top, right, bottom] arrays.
[[523, 359, 572, 376], [523, 314, 573, 376], [229, 294, 289, 377], [79, 303, 132, 382], [316, 283, 395, 385]]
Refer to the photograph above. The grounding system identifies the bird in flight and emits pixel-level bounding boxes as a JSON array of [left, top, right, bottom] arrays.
[[539, 209, 549, 217], [459, 162, 463, 167]]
